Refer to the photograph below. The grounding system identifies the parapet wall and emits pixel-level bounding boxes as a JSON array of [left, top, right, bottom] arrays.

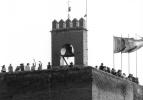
[[52, 18, 86, 31], [0, 66, 92, 100], [92, 68, 143, 100], [0, 66, 142, 100]]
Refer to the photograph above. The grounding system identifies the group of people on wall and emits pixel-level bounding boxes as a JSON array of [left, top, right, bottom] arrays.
[[1, 61, 52, 73], [0, 61, 74, 73], [96, 63, 139, 84], [0, 61, 139, 84]]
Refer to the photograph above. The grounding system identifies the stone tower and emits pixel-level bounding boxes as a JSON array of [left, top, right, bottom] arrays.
[[0, 17, 142, 100], [51, 18, 88, 66]]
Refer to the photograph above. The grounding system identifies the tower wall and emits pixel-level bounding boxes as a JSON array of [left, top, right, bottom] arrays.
[[51, 18, 88, 66]]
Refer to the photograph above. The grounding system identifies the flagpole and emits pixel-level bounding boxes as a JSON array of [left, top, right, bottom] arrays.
[[113, 36, 115, 69], [85, 0, 87, 28], [135, 33, 138, 77], [121, 52, 122, 70], [68, 0, 71, 19], [136, 49, 137, 77], [128, 34, 130, 75], [121, 34, 122, 70]]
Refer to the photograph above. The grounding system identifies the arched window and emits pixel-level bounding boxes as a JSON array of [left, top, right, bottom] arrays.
[[60, 44, 75, 65]]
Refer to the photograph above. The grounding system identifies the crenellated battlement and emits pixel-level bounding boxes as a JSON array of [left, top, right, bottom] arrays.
[[52, 18, 86, 31]]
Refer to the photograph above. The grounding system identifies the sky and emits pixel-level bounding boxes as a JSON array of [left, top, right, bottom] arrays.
[[0, 0, 143, 85]]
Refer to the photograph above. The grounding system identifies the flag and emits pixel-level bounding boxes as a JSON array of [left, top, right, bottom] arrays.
[[113, 37, 126, 53], [84, 14, 87, 17], [128, 38, 143, 53], [121, 38, 143, 53], [121, 38, 134, 53], [113, 36, 143, 53]]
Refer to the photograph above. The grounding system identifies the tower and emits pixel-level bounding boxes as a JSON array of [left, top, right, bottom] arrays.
[[51, 18, 88, 66]]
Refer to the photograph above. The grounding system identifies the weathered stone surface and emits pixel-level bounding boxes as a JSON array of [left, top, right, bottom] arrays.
[[0, 66, 142, 100]]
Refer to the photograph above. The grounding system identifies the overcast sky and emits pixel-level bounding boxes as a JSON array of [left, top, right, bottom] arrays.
[[0, 0, 143, 85]]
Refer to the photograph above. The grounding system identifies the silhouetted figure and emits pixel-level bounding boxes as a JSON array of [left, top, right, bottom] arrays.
[[111, 68, 116, 75], [128, 74, 133, 81], [47, 62, 51, 69], [132, 76, 136, 83], [25, 63, 30, 71], [99, 63, 104, 71], [132, 76, 139, 84], [106, 67, 111, 73], [103, 66, 107, 72], [8, 64, 13, 73], [38, 61, 42, 70], [15, 66, 20, 72], [95, 66, 98, 69], [31, 59, 36, 71], [135, 77, 139, 84], [20, 63, 24, 71], [31, 63, 36, 71], [123, 73, 126, 78], [69, 62, 73, 68], [1, 65, 6, 72], [117, 70, 122, 77]]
